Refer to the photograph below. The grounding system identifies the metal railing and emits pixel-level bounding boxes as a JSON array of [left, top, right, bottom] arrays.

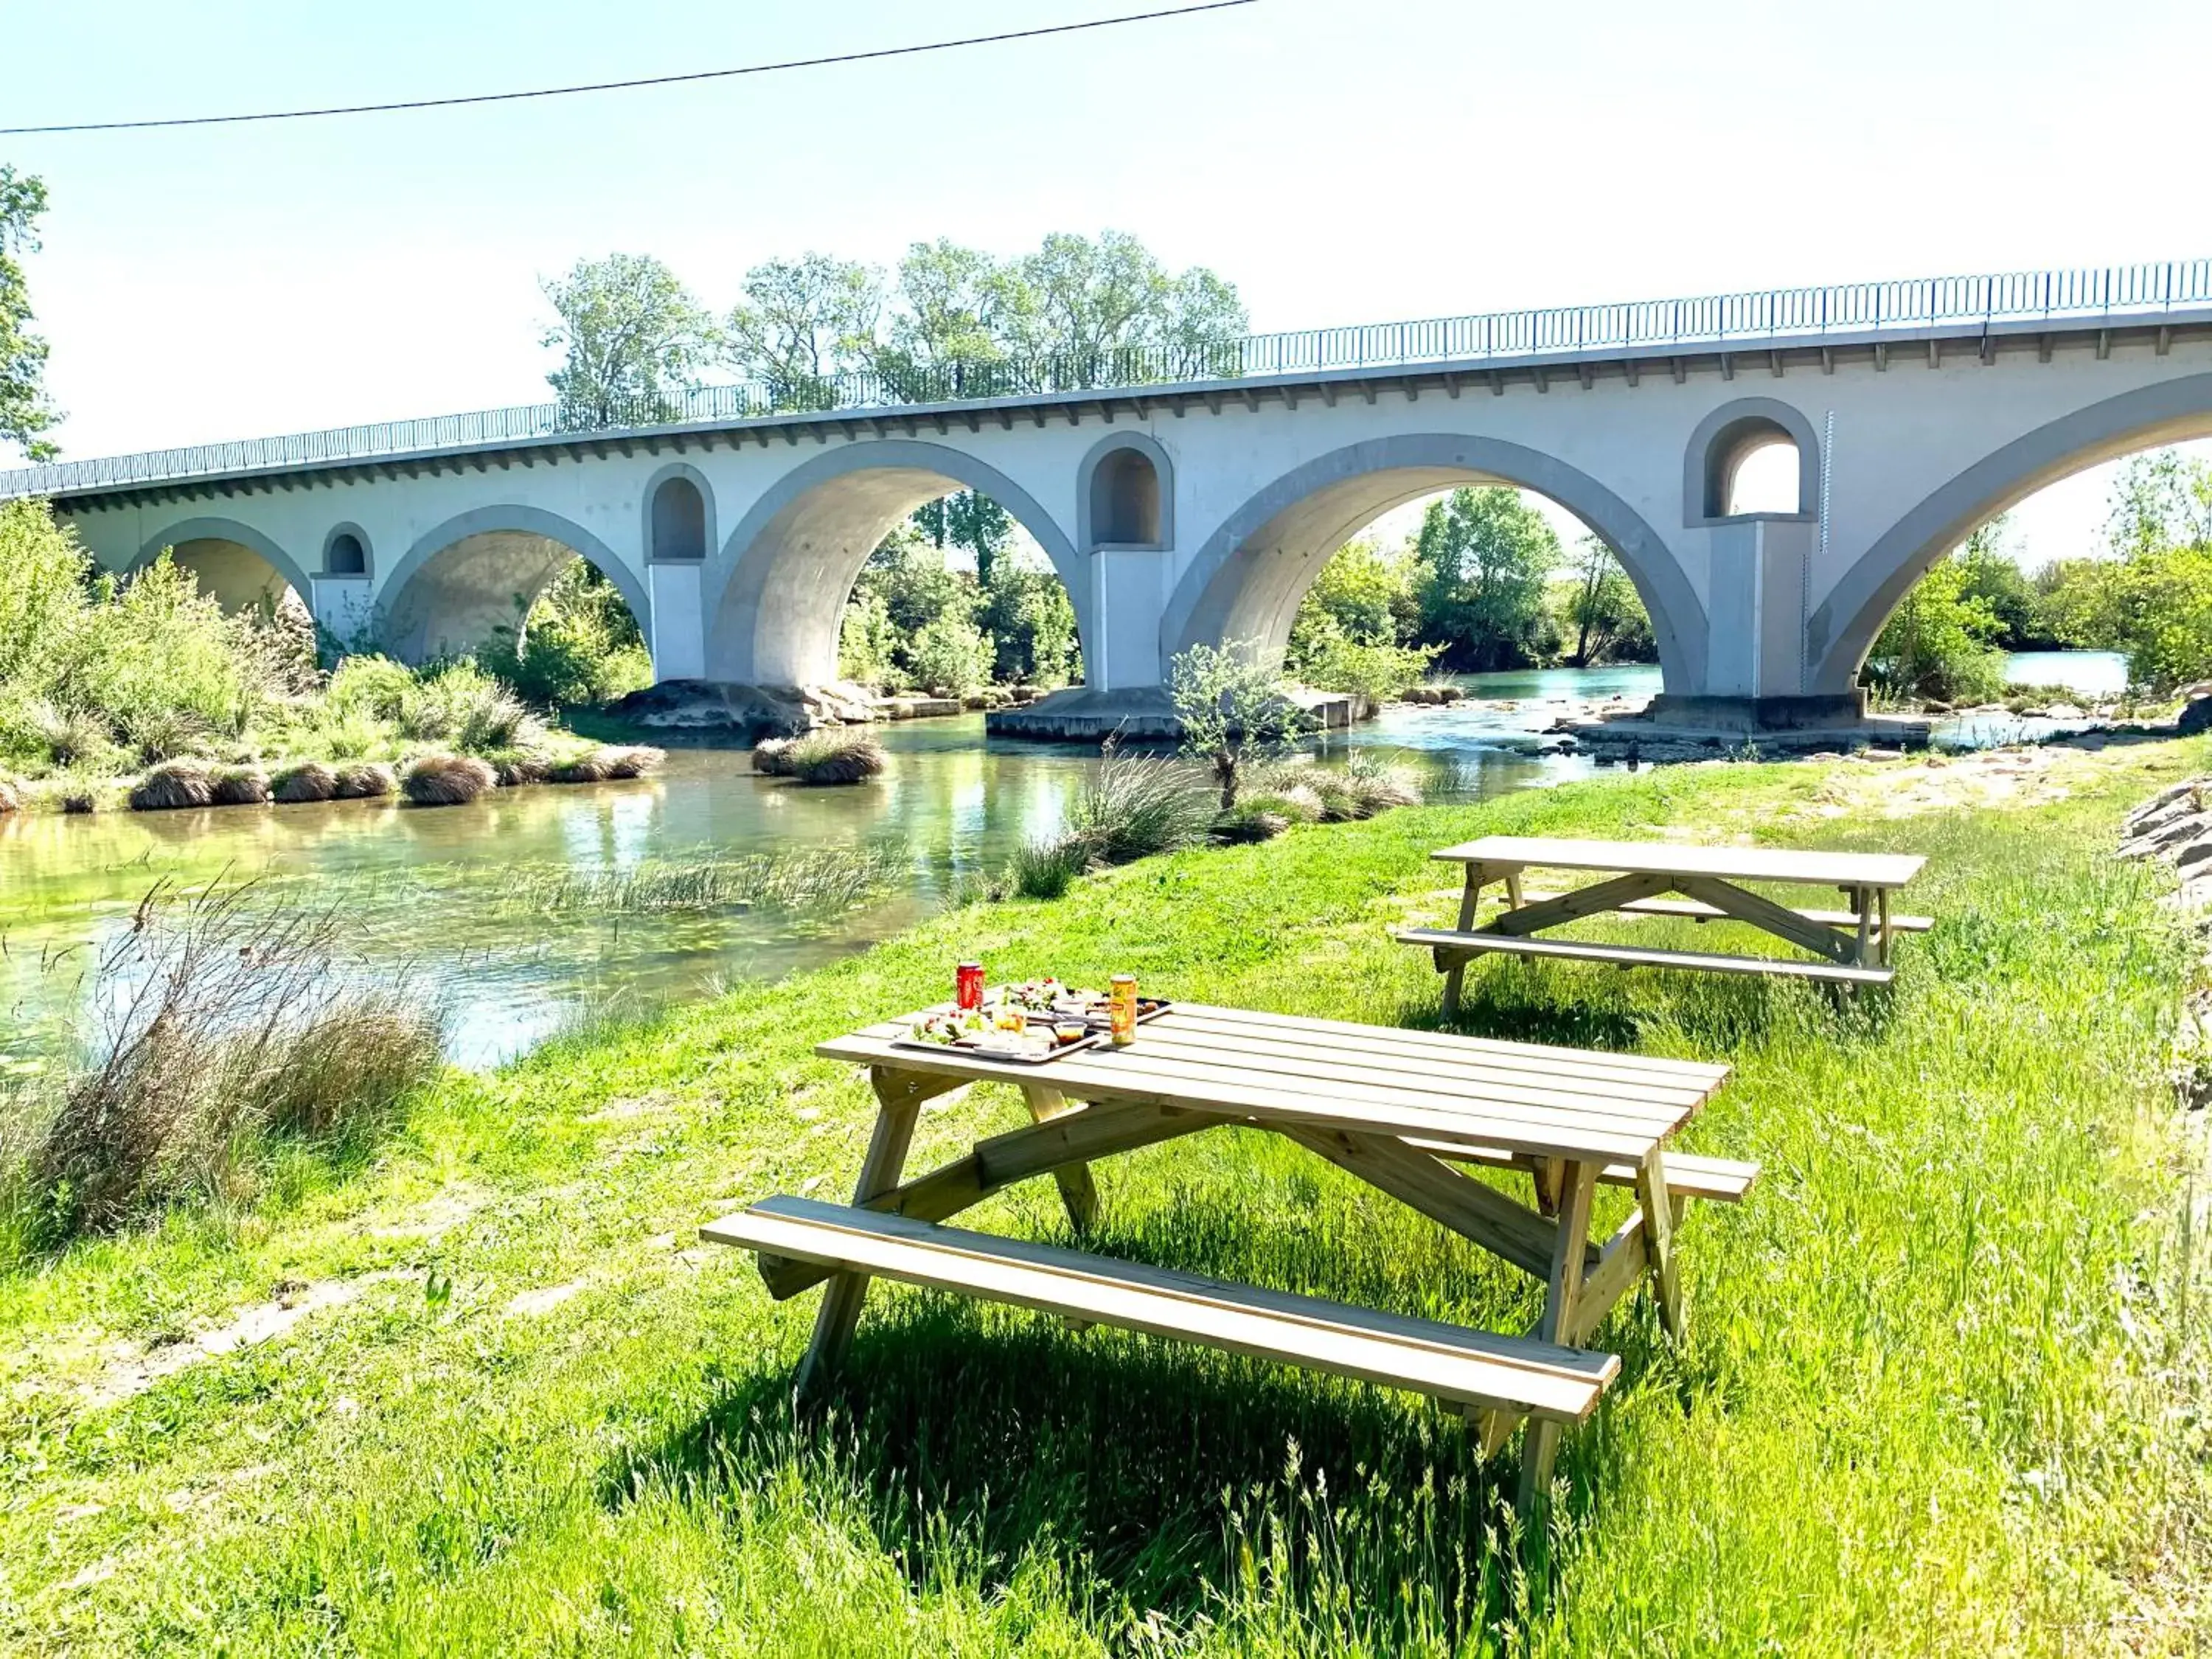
[[6, 257, 2208, 501]]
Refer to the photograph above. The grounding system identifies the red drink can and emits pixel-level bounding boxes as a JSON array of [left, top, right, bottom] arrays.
[[956, 961, 985, 1011]]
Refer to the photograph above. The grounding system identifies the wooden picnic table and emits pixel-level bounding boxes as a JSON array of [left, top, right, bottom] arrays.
[[1397, 835, 1930, 1013], [703, 1000, 1752, 1510]]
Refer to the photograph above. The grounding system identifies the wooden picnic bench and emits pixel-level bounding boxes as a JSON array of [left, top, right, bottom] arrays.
[[1397, 835, 1928, 1013], [703, 1001, 1753, 1510]]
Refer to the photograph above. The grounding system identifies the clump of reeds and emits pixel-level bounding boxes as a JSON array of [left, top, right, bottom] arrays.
[[1211, 801, 1291, 844], [271, 761, 338, 804], [400, 754, 496, 807], [1344, 751, 1423, 813], [0, 880, 446, 1249], [494, 753, 550, 787], [60, 787, 97, 815], [213, 765, 270, 806], [128, 759, 216, 811], [547, 751, 613, 785], [1006, 835, 1091, 900], [602, 745, 664, 779], [333, 762, 395, 800], [510, 844, 905, 918], [751, 738, 795, 776], [784, 731, 886, 786], [1061, 741, 1213, 863]]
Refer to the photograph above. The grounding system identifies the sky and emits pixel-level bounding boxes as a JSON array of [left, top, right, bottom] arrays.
[[8, 0, 2212, 569]]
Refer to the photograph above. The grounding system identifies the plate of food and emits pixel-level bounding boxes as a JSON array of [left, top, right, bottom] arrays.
[[888, 981, 1171, 1065]]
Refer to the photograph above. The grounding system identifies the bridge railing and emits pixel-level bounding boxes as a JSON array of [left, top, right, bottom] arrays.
[[5, 257, 2209, 501]]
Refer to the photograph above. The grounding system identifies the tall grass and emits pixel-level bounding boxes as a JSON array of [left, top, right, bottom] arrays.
[[1062, 742, 1215, 864], [0, 880, 445, 1254], [509, 844, 908, 918]]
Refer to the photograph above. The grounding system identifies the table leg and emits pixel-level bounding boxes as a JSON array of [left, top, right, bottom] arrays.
[[1020, 1083, 1099, 1234], [1530, 1156, 1565, 1218], [1633, 1147, 1684, 1338], [795, 1067, 925, 1397], [1518, 1160, 1596, 1514], [1854, 885, 1875, 968], [1440, 863, 1489, 1019], [1877, 887, 1893, 968]]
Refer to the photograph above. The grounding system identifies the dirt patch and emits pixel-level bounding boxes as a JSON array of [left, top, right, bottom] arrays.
[[78, 1271, 405, 1410], [1772, 745, 2146, 826]]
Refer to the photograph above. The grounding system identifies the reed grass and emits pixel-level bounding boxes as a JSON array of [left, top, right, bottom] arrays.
[[509, 844, 907, 918]]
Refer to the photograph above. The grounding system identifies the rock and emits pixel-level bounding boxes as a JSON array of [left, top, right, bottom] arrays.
[[961, 692, 992, 711], [1862, 747, 1905, 762], [2125, 781, 2202, 833], [2177, 835, 2212, 872], [2178, 694, 2212, 736], [2044, 702, 2086, 721]]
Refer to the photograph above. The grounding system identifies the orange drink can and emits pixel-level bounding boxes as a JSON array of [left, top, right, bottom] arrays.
[[1109, 974, 1138, 1045]]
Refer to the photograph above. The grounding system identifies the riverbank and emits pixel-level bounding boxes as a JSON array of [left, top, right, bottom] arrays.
[[3, 739, 2205, 1652]]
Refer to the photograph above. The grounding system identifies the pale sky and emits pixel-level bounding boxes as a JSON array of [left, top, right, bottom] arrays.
[[10, 0, 2211, 568]]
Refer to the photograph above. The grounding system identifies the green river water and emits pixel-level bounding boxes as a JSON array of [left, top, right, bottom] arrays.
[[0, 653, 2126, 1071]]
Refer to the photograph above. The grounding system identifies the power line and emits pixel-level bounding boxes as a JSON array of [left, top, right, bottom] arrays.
[[1, 1, 1260, 136]]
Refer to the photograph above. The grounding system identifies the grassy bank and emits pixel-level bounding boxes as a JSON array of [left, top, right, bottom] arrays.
[[1, 744, 2207, 1652]]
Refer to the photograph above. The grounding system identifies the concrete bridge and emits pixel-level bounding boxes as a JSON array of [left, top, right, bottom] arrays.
[[8, 260, 2212, 735]]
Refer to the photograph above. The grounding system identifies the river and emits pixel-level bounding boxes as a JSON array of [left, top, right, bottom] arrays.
[[0, 652, 2126, 1072]]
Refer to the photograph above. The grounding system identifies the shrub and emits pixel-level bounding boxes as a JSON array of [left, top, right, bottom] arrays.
[[1287, 613, 1437, 701], [129, 759, 216, 812], [270, 761, 338, 804], [324, 654, 417, 725], [1863, 554, 2008, 704], [60, 785, 95, 815], [1343, 751, 1424, 813], [906, 615, 995, 698], [785, 731, 887, 786], [5, 698, 115, 769], [1006, 835, 1089, 899], [212, 765, 271, 806], [333, 762, 394, 800], [122, 702, 211, 765], [1169, 641, 1310, 809], [2089, 543, 2212, 694], [1212, 801, 1290, 844], [400, 754, 495, 807], [475, 557, 652, 708], [1062, 742, 1214, 863]]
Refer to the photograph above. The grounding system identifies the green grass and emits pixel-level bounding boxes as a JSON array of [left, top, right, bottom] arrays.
[[1, 745, 2208, 1653]]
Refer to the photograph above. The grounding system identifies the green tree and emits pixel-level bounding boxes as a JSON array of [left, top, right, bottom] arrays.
[[1864, 554, 2007, 703], [976, 556, 1080, 687], [1950, 517, 2045, 648], [2091, 545, 2212, 692], [997, 230, 1248, 382], [1557, 535, 1654, 666], [906, 613, 994, 698], [1412, 488, 1561, 670], [911, 491, 1014, 584], [723, 254, 882, 411], [868, 239, 1012, 398], [2104, 451, 2212, 560], [1287, 537, 1413, 652], [852, 525, 972, 642], [0, 165, 60, 462], [1169, 641, 1306, 810], [540, 254, 714, 428]]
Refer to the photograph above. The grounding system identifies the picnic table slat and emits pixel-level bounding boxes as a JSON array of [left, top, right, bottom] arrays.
[[1397, 927, 1894, 986], [818, 1033, 1680, 1164], [709, 1197, 1618, 1422], [1430, 834, 1925, 890]]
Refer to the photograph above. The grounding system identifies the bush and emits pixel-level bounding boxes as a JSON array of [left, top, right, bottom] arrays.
[[271, 761, 338, 804], [1170, 641, 1310, 809], [324, 655, 417, 725], [1240, 785, 1324, 824], [784, 731, 887, 786], [1062, 742, 1214, 863], [1343, 751, 1423, 813], [1287, 615, 1437, 701], [400, 754, 496, 807], [212, 765, 270, 806], [399, 661, 540, 754], [129, 759, 216, 812], [1863, 554, 2008, 704], [906, 615, 995, 698], [1006, 835, 1090, 900], [475, 558, 652, 708], [2088, 544, 2212, 694], [333, 762, 394, 800]]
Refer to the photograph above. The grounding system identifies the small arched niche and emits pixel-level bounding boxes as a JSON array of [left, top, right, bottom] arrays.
[[649, 471, 709, 563], [1684, 398, 1820, 524], [324, 526, 371, 578], [1078, 433, 1173, 550]]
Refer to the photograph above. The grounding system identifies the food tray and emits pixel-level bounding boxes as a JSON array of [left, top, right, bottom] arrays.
[[890, 996, 1171, 1066]]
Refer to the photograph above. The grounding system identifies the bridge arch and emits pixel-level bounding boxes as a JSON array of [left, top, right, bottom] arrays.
[[1162, 433, 1705, 686], [380, 505, 652, 667], [704, 439, 1088, 686], [1806, 369, 2212, 693], [1683, 396, 1820, 524], [133, 516, 315, 612]]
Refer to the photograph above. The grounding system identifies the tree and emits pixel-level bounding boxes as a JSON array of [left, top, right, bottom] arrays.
[[1169, 641, 1306, 810], [1412, 488, 1561, 670], [540, 254, 714, 429], [1558, 535, 1653, 667], [723, 254, 882, 411], [2104, 451, 2212, 561], [1863, 554, 2007, 703], [868, 239, 1012, 399], [0, 165, 60, 462], [976, 555, 1081, 687], [997, 230, 1248, 384], [1950, 516, 2045, 648], [912, 491, 1014, 584]]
